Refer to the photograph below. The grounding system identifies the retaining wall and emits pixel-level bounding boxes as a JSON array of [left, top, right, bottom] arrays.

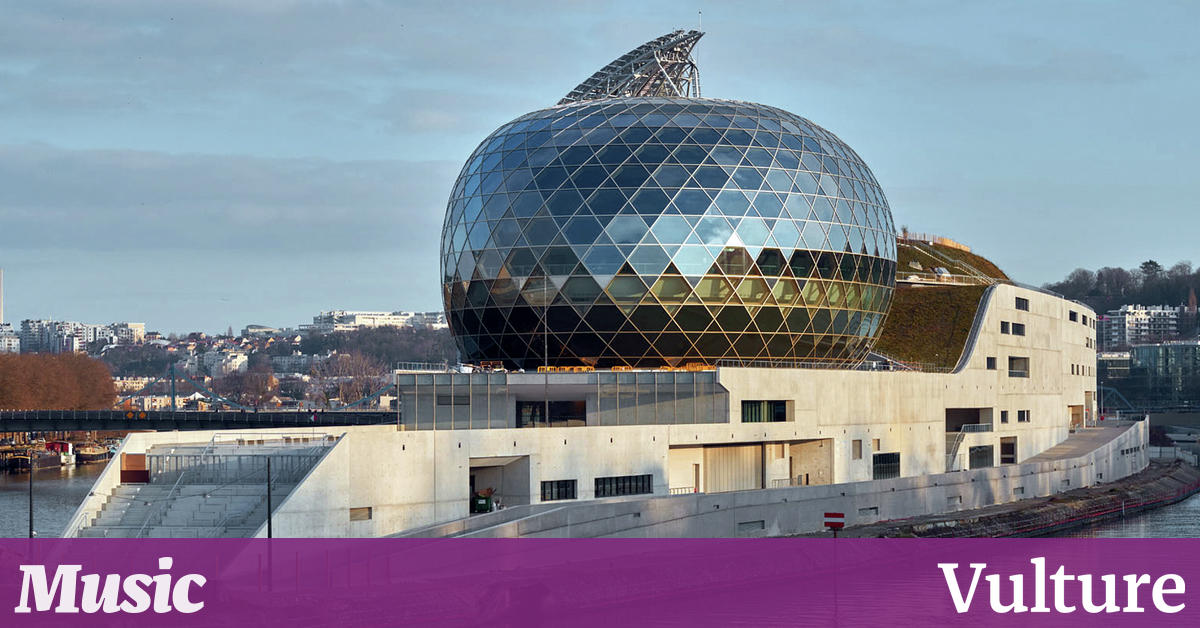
[[442, 421, 1147, 538]]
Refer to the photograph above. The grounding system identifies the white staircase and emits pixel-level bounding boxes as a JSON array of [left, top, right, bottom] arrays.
[[78, 434, 333, 538]]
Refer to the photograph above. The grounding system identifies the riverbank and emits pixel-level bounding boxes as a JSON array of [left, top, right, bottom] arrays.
[[816, 460, 1200, 538]]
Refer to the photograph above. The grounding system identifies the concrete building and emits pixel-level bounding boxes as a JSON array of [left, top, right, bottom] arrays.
[[200, 350, 248, 377], [67, 30, 1137, 539], [0, 323, 18, 354], [301, 310, 448, 335], [1099, 304, 1182, 350], [271, 353, 321, 374], [1101, 340, 1200, 410], [108, 322, 146, 345], [17, 318, 146, 353], [242, 324, 282, 337]]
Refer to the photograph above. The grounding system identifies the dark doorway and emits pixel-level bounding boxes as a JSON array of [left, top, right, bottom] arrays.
[[1000, 437, 1017, 464]]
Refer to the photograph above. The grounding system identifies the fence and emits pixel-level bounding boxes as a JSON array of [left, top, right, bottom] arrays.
[[147, 451, 328, 485]]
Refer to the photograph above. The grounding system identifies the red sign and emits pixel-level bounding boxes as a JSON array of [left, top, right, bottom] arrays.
[[824, 512, 845, 530]]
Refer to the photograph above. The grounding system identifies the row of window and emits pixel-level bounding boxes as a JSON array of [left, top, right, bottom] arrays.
[[1015, 298, 1099, 349], [986, 355, 1030, 377], [1000, 321, 1026, 336], [1119, 444, 1145, 456], [1071, 363, 1093, 376], [540, 474, 655, 501], [999, 410, 1031, 423], [1068, 310, 1096, 329], [850, 438, 882, 460]]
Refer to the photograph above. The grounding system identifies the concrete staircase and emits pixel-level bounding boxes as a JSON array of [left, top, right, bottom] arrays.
[[78, 437, 331, 538]]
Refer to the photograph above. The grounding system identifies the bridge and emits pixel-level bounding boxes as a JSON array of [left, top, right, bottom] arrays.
[[0, 409, 395, 432]]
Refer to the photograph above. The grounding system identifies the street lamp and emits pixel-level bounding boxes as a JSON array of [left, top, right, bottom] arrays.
[[27, 430, 34, 538]]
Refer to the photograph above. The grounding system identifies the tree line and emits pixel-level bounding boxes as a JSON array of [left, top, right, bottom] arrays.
[[1044, 259, 1200, 315], [0, 353, 116, 410]]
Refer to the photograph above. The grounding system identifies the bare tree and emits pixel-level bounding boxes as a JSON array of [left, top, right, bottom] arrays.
[[309, 352, 387, 408], [214, 363, 279, 408]]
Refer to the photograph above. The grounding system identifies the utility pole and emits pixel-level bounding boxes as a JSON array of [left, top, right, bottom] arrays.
[[266, 456, 273, 539], [170, 362, 177, 412], [28, 431, 34, 538]]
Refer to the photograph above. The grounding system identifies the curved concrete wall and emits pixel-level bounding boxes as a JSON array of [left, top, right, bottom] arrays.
[[447, 421, 1147, 538]]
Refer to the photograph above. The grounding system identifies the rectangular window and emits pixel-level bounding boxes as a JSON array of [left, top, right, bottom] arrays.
[[872, 452, 900, 480], [1018, 410, 1030, 423], [1001, 437, 1017, 464], [540, 479, 577, 501], [436, 394, 470, 406], [1000, 410, 1009, 424], [741, 400, 788, 422], [1012, 323, 1026, 336], [872, 438, 880, 451], [595, 474, 653, 498], [349, 507, 372, 521], [1000, 321, 1010, 334], [516, 400, 587, 428], [1069, 311, 1078, 322], [1008, 356, 1029, 378], [1015, 297, 1029, 311], [852, 440, 862, 460], [969, 445, 994, 469], [986, 357, 997, 370]]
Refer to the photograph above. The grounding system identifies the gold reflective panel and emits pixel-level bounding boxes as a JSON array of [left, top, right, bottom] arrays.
[[605, 276, 648, 303], [736, 277, 770, 302], [651, 275, 693, 303], [772, 278, 800, 305], [802, 280, 825, 307], [694, 276, 734, 303], [844, 283, 860, 309], [826, 282, 844, 308]]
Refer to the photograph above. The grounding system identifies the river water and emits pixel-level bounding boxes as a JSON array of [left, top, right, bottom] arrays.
[[1056, 492, 1200, 538], [0, 464, 105, 538]]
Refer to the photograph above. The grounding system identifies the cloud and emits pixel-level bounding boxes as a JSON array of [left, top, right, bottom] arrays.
[[0, 143, 458, 255], [707, 23, 1148, 93]]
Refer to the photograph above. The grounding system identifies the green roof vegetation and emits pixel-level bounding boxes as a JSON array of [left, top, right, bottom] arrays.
[[875, 284, 988, 369], [897, 241, 1009, 281]]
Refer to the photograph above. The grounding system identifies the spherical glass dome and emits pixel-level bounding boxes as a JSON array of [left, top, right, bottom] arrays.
[[441, 97, 897, 368]]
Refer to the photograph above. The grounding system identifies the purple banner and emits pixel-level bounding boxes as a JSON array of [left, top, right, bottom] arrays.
[[2, 539, 1198, 626]]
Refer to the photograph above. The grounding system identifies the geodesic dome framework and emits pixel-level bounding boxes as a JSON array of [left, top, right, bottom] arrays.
[[441, 96, 897, 369]]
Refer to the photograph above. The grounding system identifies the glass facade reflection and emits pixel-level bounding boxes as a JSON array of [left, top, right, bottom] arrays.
[[442, 97, 897, 368]]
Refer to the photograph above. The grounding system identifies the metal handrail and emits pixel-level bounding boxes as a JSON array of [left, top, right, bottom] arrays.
[[898, 271, 996, 286], [136, 434, 220, 537]]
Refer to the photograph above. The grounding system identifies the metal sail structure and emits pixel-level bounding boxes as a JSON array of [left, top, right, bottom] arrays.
[[558, 30, 703, 105]]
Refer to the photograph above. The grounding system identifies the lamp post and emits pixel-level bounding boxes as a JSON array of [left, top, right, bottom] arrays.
[[266, 456, 273, 539], [27, 431, 34, 538]]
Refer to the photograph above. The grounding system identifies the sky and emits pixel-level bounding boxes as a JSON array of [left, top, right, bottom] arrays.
[[1, 1, 1198, 334]]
